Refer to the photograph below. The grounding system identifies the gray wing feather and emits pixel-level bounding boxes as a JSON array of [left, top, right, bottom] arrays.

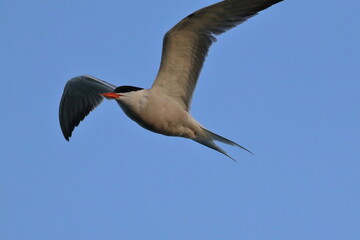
[[152, 0, 283, 110], [59, 75, 116, 140]]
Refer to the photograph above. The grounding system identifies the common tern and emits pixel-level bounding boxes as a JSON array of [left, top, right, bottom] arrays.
[[59, 0, 284, 160]]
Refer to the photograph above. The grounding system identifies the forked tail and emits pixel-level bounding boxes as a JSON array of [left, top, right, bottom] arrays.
[[194, 127, 253, 161]]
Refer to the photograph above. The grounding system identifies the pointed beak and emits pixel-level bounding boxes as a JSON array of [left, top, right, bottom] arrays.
[[100, 92, 120, 99]]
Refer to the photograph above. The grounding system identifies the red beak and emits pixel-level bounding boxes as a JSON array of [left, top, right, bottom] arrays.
[[100, 92, 120, 99]]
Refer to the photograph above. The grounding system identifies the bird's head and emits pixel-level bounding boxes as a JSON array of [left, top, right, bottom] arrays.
[[101, 85, 143, 100]]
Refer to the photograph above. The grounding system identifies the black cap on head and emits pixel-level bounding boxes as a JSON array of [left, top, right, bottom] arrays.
[[114, 86, 143, 93]]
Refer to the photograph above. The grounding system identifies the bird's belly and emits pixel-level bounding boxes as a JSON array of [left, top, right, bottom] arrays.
[[118, 101, 196, 138]]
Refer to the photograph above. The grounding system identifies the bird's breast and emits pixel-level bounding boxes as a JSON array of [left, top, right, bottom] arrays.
[[117, 92, 198, 138]]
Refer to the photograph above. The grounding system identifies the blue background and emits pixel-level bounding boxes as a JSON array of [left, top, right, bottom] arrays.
[[1, 0, 359, 239]]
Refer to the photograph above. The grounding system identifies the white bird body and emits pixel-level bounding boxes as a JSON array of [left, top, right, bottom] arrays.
[[117, 89, 199, 139], [59, 0, 284, 160]]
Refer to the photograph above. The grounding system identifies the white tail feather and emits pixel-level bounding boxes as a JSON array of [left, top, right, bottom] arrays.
[[194, 127, 253, 161]]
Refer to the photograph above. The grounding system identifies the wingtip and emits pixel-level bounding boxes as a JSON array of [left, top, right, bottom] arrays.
[[63, 134, 70, 141]]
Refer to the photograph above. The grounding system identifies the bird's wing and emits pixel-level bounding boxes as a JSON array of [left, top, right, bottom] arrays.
[[151, 0, 283, 110], [59, 75, 116, 140]]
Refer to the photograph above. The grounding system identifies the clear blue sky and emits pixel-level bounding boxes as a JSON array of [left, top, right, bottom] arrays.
[[1, 0, 359, 239]]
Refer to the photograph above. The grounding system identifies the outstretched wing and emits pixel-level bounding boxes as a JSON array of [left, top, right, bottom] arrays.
[[151, 0, 283, 110], [59, 75, 116, 140]]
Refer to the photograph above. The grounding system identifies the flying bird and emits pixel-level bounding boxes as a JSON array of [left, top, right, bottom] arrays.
[[59, 0, 284, 160]]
